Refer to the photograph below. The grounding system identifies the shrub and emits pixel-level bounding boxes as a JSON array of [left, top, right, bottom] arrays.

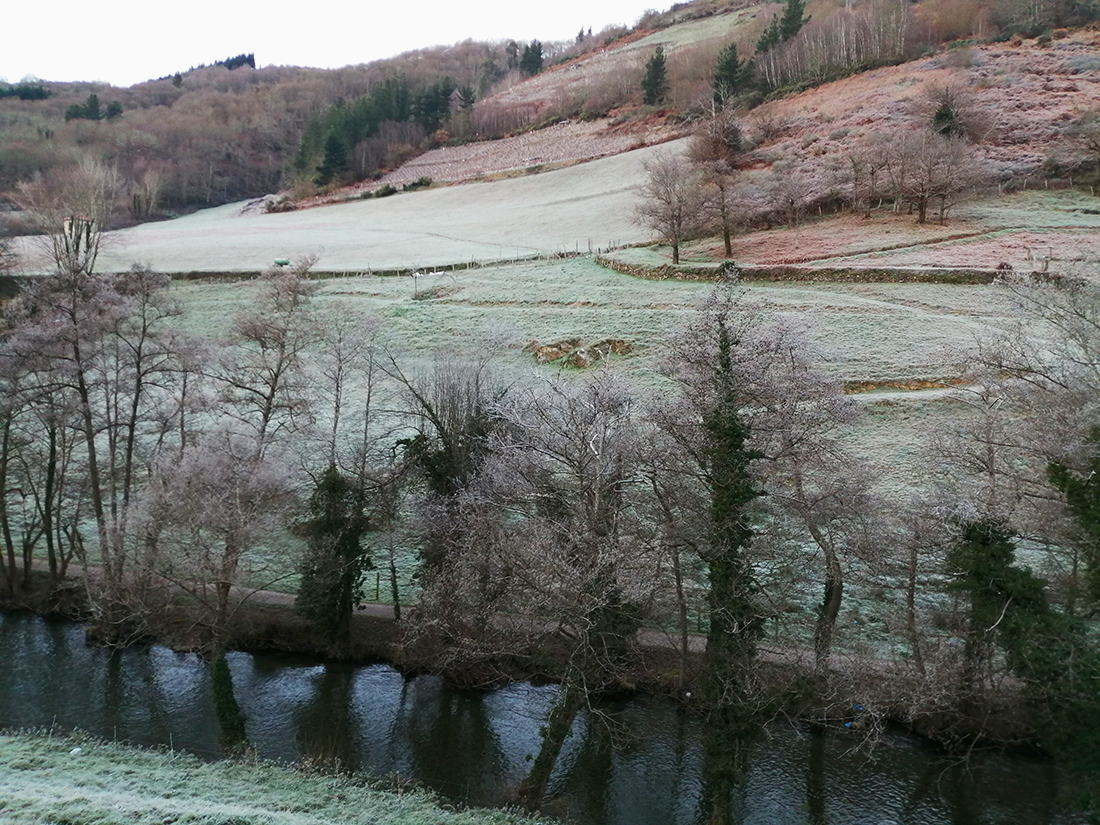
[[403, 176, 433, 191]]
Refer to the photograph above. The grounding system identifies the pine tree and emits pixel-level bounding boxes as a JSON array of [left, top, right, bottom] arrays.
[[712, 43, 749, 106], [642, 46, 669, 106], [314, 132, 349, 186], [756, 0, 808, 53], [519, 41, 543, 76], [780, 0, 809, 41], [756, 15, 782, 52]]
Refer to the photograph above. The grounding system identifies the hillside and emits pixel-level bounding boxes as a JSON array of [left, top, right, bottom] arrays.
[[4, 0, 1098, 233], [9, 16, 1097, 277]]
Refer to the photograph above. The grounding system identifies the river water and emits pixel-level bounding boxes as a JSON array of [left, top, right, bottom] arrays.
[[0, 613, 1087, 824]]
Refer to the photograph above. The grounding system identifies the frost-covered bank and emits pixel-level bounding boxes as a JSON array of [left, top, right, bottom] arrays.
[[0, 731, 555, 825]]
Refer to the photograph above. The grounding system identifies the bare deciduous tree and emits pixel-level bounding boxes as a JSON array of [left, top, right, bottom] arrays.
[[905, 129, 978, 224], [18, 158, 123, 277], [217, 256, 320, 458], [634, 151, 706, 265], [138, 435, 298, 653]]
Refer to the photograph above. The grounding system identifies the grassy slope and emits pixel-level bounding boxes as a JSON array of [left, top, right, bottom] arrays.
[[14, 141, 679, 275], [0, 732, 553, 825]]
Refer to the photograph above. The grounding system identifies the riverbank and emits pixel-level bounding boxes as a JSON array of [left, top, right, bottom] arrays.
[[0, 730, 556, 825], [1, 570, 1040, 753]]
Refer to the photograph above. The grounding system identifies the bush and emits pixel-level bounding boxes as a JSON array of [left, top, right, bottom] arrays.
[[374, 184, 397, 198], [403, 176, 433, 191]]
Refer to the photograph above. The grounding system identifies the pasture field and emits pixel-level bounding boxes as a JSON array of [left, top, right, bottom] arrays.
[[175, 254, 1019, 504], [14, 143, 683, 277], [176, 254, 1016, 388]]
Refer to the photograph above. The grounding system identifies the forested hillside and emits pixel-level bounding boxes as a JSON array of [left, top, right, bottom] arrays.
[[3, 0, 1098, 239]]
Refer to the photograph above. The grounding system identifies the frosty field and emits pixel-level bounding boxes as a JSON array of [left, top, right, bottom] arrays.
[[15, 143, 683, 276]]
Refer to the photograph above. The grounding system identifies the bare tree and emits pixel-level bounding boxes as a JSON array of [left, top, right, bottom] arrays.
[[405, 371, 659, 808], [4, 263, 183, 609], [217, 256, 320, 458], [901, 129, 977, 224], [690, 115, 743, 259], [0, 237, 16, 274], [1067, 108, 1100, 180], [137, 434, 298, 653], [388, 353, 505, 576], [634, 151, 706, 265], [17, 158, 123, 276], [501, 374, 656, 808], [917, 82, 993, 143], [965, 270, 1100, 609]]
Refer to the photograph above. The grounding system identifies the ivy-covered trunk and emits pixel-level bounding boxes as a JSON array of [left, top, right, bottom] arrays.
[[702, 318, 762, 703]]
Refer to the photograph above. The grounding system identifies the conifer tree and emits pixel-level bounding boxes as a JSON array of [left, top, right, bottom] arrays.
[[712, 43, 750, 106], [755, 15, 782, 53], [756, 0, 809, 53], [296, 465, 369, 647], [519, 41, 543, 76], [642, 46, 669, 106], [780, 0, 809, 41], [314, 132, 349, 186]]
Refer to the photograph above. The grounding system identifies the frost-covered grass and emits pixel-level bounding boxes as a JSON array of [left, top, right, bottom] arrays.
[[172, 256, 1018, 386], [0, 731, 554, 825], [15, 144, 676, 276]]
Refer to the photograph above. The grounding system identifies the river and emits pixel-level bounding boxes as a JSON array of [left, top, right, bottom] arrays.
[[0, 613, 1086, 824]]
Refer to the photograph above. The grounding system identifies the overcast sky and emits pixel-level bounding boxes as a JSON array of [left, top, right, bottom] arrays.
[[1, 0, 654, 88]]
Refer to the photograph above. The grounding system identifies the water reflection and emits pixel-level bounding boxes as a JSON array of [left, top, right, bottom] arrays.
[[0, 614, 1087, 825]]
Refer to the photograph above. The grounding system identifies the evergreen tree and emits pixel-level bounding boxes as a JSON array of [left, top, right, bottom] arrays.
[[756, 15, 782, 53], [780, 0, 809, 41], [947, 519, 1100, 809], [1048, 427, 1100, 609], [412, 76, 457, 132], [83, 94, 102, 121], [296, 466, 370, 646], [314, 131, 349, 186], [519, 41, 543, 76], [63, 93, 122, 122], [712, 43, 749, 106], [702, 315, 764, 698], [697, 309, 765, 825], [642, 46, 669, 106], [756, 0, 808, 53]]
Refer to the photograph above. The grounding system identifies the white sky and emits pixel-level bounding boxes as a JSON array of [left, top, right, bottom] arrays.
[[1, 0, 655, 88]]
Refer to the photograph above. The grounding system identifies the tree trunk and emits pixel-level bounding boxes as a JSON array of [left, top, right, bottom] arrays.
[[43, 426, 58, 582], [672, 543, 690, 690], [389, 550, 401, 623], [906, 542, 925, 677], [811, 527, 843, 681], [0, 416, 17, 597]]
